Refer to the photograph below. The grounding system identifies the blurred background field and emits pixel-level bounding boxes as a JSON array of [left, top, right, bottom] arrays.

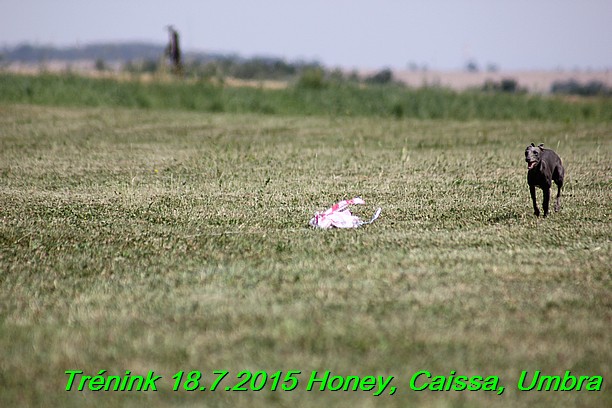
[[2, 72, 612, 122]]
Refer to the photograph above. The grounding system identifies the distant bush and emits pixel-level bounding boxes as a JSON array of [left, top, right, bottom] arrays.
[[551, 79, 612, 97], [94, 59, 107, 72], [482, 78, 525, 93], [296, 67, 327, 89], [465, 60, 479, 73], [365, 68, 393, 85]]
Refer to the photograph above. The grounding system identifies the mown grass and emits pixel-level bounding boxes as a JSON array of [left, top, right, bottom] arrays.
[[0, 97, 610, 408], [2, 72, 612, 121]]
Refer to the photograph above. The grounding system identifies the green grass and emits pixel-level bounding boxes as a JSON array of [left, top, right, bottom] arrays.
[[0, 98, 610, 408], [2, 72, 612, 121]]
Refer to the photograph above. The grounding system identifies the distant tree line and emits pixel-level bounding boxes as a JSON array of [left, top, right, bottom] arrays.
[[2, 43, 403, 87], [0, 42, 354, 83], [185, 57, 323, 81], [2, 43, 165, 63], [2, 43, 610, 96], [550, 79, 612, 97]]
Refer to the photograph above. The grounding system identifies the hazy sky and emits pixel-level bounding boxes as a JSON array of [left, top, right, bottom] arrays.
[[2, 0, 611, 70]]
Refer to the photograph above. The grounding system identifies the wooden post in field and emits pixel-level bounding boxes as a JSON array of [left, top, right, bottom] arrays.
[[165, 25, 183, 76]]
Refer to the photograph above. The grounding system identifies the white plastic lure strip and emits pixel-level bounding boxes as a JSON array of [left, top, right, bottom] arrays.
[[309, 197, 382, 229]]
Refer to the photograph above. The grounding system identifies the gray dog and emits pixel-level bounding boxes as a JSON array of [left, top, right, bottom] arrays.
[[525, 143, 565, 217]]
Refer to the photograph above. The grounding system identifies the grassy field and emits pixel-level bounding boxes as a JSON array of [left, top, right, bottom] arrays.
[[0, 77, 610, 407], [2, 72, 612, 121]]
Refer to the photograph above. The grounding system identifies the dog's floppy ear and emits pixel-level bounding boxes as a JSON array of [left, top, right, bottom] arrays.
[[538, 143, 544, 150]]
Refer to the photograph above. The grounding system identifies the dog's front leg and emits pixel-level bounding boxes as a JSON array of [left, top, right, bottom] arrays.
[[530, 185, 540, 217]]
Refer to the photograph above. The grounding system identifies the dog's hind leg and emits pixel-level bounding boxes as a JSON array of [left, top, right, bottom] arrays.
[[554, 181, 562, 212], [553, 167, 564, 212], [542, 186, 551, 217], [530, 185, 540, 217]]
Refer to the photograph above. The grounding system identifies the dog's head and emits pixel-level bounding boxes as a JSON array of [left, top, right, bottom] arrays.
[[525, 143, 544, 170]]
